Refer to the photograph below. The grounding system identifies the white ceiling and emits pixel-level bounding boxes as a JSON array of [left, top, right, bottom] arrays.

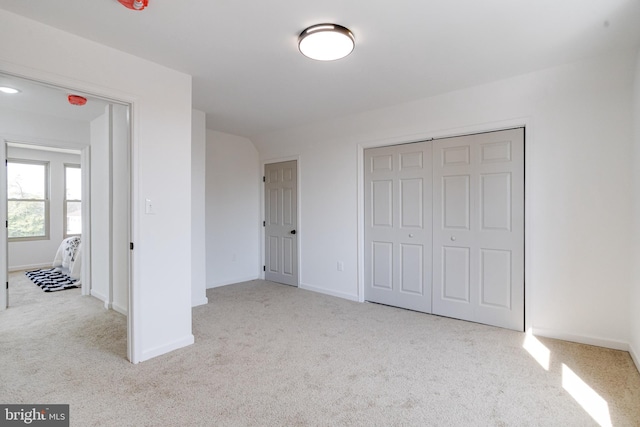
[[0, 0, 639, 137], [0, 74, 110, 123]]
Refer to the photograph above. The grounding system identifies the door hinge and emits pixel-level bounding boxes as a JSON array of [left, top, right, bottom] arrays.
[[5, 282, 8, 290], [263, 176, 266, 182], [130, 242, 134, 250], [5, 220, 7, 228], [263, 221, 266, 227], [263, 265, 266, 272]]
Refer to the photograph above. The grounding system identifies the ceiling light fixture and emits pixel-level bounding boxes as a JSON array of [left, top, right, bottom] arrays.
[[0, 86, 20, 94], [117, 0, 148, 11], [298, 24, 355, 61]]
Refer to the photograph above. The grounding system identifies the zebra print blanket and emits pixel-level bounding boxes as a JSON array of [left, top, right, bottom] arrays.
[[25, 268, 79, 292]]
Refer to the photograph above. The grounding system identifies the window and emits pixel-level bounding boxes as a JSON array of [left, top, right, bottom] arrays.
[[7, 160, 49, 240], [64, 164, 82, 237]]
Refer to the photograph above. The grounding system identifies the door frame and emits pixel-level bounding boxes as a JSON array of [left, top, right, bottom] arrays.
[[0, 67, 136, 362], [357, 119, 533, 332], [261, 156, 301, 286]]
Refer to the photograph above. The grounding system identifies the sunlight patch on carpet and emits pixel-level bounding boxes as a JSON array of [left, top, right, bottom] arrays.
[[562, 364, 612, 427]]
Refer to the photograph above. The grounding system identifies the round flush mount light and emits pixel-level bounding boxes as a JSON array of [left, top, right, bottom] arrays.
[[0, 86, 20, 94], [298, 24, 355, 61]]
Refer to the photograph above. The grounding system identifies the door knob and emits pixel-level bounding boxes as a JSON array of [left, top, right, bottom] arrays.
[[290, 230, 297, 235], [450, 236, 456, 241], [408, 234, 414, 238]]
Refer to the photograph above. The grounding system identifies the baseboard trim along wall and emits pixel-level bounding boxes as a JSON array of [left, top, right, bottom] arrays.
[[112, 302, 128, 316], [9, 263, 51, 272], [299, 282, 359, 302], [140, 334, 195, 363], [630, 343, 640, 374], [208, 275, 260, 289], [91, 289, 108, 304], [532, 327, 629, 352], [191, 297, 209, 307]]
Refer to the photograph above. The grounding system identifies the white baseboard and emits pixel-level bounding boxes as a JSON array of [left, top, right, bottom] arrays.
[[9, 263, 51, 272], [299, 282, 359, 302], [532, 327, 629, 351], [91, 289, 108, 304], [207, 275, 260, 289], [191, 297, 209, 307], [630, 343, 640, 374], [112, 302, 128, 316], [139, 334, 195, 363]]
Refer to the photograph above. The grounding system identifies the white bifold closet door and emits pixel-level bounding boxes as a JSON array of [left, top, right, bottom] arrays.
[[432, 129, 524, 330], [364, 128, 524, 331], [364, 141, 433, 313]]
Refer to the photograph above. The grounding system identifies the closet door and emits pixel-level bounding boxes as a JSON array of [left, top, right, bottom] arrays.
[[364, 142, 432, 313], [432, 128, 524, 330]]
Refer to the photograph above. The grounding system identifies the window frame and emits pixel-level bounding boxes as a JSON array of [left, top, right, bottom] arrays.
[[7, 159, 50, 242], [63, 163, 82, 238]]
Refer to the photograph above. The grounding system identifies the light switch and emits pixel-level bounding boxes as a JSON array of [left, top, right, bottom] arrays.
[[145, 198, 155, 214]]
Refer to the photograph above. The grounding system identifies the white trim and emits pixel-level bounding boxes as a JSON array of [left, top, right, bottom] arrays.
[[9, 263, 51, 272], [532, 327, 630, 352], [139, 334, 195, 363], [299, 282, 359, 302], [81, 147, 92, 297], [0, 141, 6, 310], [629, 343, 640, 374], [112, 302, 128, 316], [191, 297, 209, 307], [208, 275, 260, 289], [90, 288, 108, 304]]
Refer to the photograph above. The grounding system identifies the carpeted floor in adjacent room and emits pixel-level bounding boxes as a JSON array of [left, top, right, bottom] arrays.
[[1, 271, 639, 426]]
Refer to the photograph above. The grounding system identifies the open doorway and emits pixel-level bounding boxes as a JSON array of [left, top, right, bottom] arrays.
[[0, 73, 132, 359]]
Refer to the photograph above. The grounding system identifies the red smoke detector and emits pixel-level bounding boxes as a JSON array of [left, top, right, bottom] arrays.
[[68, 95, 87, 106], [118, 0, 148, 10]]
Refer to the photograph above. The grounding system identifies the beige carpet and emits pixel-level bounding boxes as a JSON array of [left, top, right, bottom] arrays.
[[1, 271, 639, 426]]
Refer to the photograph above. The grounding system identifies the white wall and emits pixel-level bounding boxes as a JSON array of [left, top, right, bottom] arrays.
[[88, 105, 130, 315], [0, 9, 193, 362], [7, 146, 81, 270], [111, 104, 129, 315], [253, 48, 637, 349], [191, 110, 208, 306], [89, 108, 110, 304], [631, 49, 640, 369], [206, 130, 260, 288]]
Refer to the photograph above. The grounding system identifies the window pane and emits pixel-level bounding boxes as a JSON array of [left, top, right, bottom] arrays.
[[66, 167, 82, 200], [66, 201, 82, 235], [8, 162, 45, 199], [8, 200, 46, 238]]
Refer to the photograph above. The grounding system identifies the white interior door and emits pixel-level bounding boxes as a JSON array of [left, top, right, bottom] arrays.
[[1, 142, 7, 310], [264, 160, 298, 286], [432, 128, 524, 330], [364, 142, 432, 312]]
